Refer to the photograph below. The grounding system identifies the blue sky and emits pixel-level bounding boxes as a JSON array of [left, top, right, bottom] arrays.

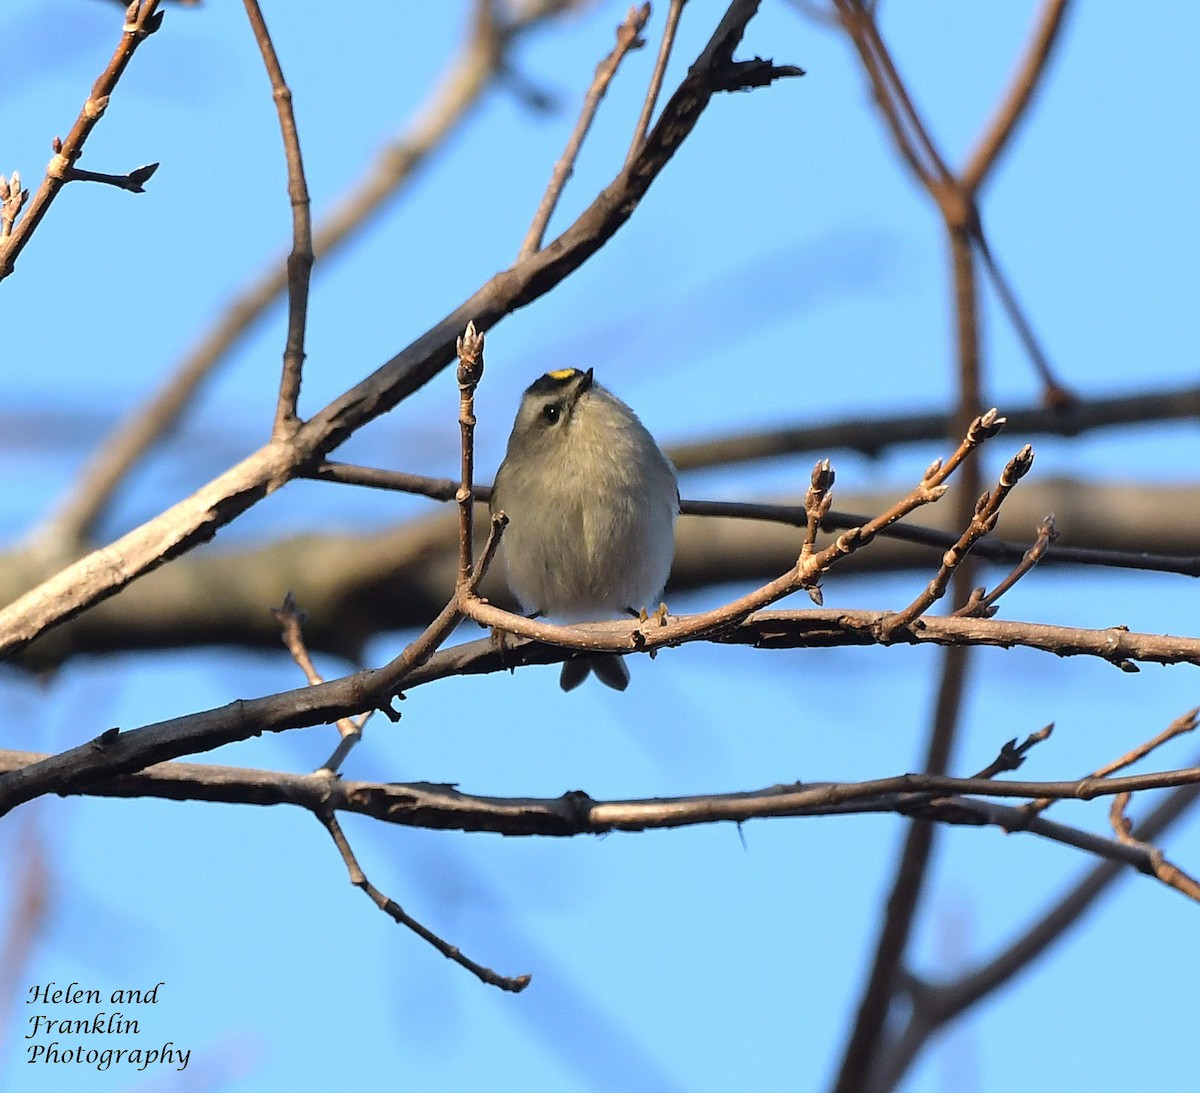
[[1, 2, 1198, 1091]]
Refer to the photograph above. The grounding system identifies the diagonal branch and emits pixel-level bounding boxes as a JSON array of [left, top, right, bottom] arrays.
[[317, 809, 530, 992], [626, 0, 686, 167], [883, 445, 1034, 634], [1019, 707, 1199, 820], [962, 0, 1075, 194], [272, 593, 369, 773], [954, 514, 1058, 618], [1109, 792, 1200, 903], [519, 4, 650, 258]]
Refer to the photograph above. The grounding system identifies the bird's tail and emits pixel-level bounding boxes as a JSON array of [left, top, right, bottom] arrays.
[[559, 654, 630, 692]]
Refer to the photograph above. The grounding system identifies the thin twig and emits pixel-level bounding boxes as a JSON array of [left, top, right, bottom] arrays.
[[800, 459, 834, 562], [467, 512, 508, 596], [884, 445, 1034, 634], [272, 593, 368, 773], [1020, 707, 1199, 820], [455, 322, 486, 586], [971, 723, 1054, 781], [961, 0, 1075, 194], [626, 0, 685, 168], [955, 514, 1058, 617], [62, 162, 159, 193], [972, 226, 1072, 405], [1109, 793, 1200, 902], [243, 0, 314, 439], [316, 810, 531, 992], [831, 1, 935, 188], [856, 9, 955, 188], [799, 459, 835, 604], [519, 4, 650, 258], [849, 409, 1006, 550], [363, 477, 513, 710]]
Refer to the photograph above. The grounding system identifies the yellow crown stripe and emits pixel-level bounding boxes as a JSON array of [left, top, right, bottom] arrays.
[[545, 368, 578, 381]]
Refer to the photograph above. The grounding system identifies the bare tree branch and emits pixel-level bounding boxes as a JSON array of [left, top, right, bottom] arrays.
[[954, 515, 1058, 618], [1020, 707, 1199, 820], [272, 593, 369, 773], [883, 445, 1033, 634], [455, 322, 486, 585], [665, 381, 1200, 470]]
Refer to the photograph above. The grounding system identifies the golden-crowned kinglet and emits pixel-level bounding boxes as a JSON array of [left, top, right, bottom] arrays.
[[491, 368, 679, 691]]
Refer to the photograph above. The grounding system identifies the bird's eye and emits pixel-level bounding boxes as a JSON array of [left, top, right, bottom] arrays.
[[541, 404, 561, 425]]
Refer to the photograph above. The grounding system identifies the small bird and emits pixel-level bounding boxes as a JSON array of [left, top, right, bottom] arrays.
[[490, 368, 679, 691]]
